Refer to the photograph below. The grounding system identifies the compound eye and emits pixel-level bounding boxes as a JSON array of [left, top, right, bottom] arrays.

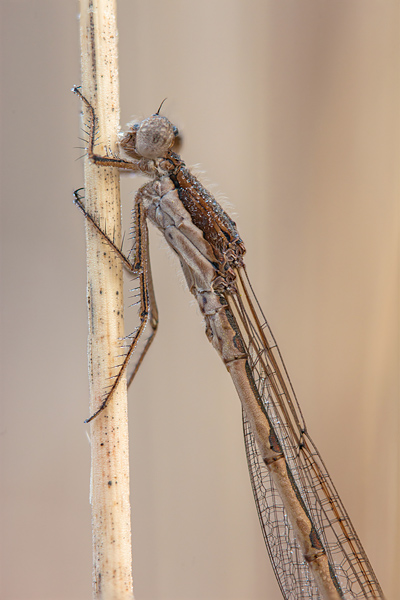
[[173, 125, 179, 137], [135, 116, 176, 158]]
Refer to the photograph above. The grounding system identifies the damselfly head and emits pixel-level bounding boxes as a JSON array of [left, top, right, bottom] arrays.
[[120, 115, 177, 160]]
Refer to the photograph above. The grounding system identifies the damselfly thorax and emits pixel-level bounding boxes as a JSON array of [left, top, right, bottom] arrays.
[[120, 117, 247, 291]]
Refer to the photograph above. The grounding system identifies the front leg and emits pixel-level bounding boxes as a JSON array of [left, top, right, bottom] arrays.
[[74, 187, 159, 422], [73, 86, 145, 173]]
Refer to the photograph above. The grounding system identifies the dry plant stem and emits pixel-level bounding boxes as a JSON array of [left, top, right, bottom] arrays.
[[79, 1, 134, 598]]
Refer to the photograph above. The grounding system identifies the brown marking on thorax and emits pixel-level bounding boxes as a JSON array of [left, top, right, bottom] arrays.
[[160, 152, 246, 277]]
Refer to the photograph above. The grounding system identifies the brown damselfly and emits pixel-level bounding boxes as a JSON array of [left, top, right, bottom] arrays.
[[73, 86, 384, 600]]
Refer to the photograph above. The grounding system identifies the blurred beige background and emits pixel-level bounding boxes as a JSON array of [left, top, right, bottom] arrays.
[[0, 1, 398, 599]]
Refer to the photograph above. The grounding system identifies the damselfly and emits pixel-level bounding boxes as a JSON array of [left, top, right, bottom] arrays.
[[73, 87, 384, 600]]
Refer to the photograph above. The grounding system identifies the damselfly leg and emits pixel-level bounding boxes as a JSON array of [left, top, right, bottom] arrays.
[[74, 188, 158, 423]]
